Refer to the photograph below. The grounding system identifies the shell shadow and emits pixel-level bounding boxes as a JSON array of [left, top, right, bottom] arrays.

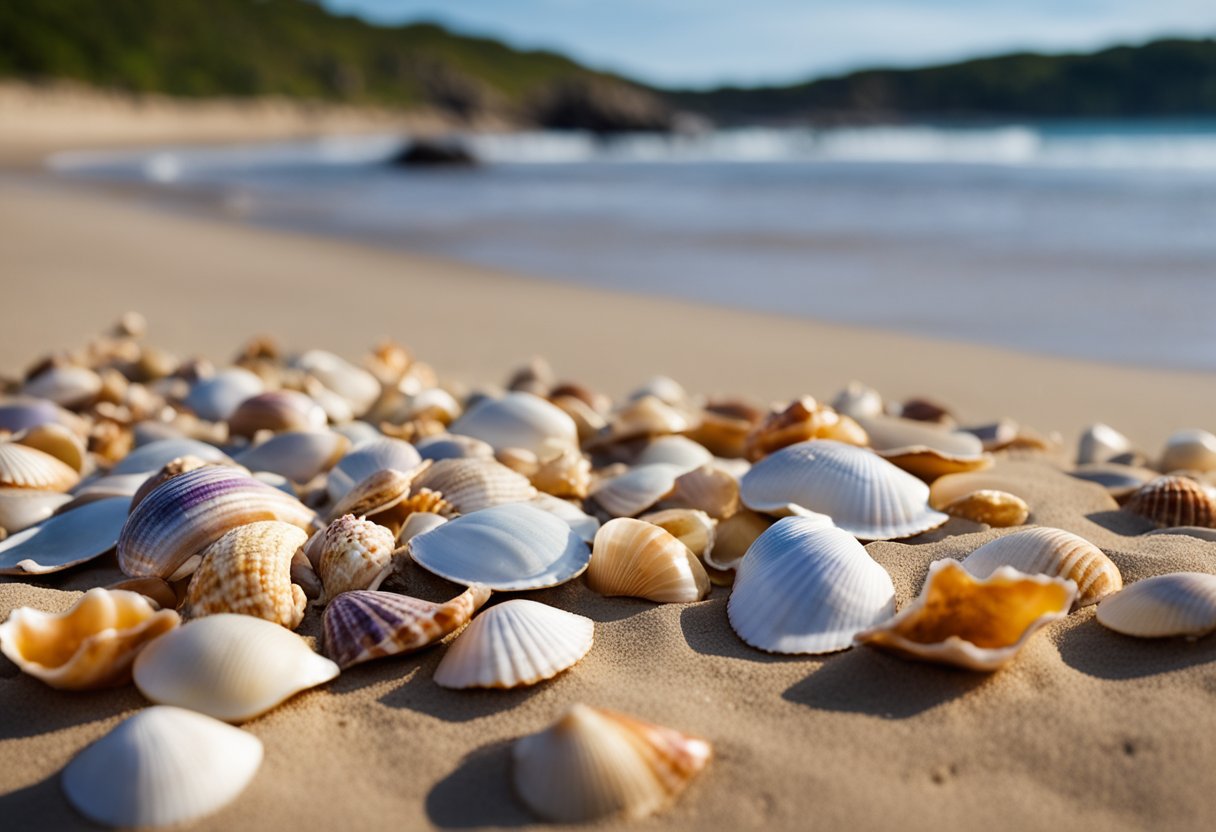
[[0, 670, 143, 740], [425, 739, 532, 829], [0, 773, 88, 831], [1055, 618, 1216, 680], [678, 596, 813, 664], [1084, 510, 1156, 536], [782, 648, 990, 719], [375, 654, 542, 723]]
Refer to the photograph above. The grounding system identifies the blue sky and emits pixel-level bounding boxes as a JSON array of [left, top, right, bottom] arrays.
[[320, 0, 1216, 88]]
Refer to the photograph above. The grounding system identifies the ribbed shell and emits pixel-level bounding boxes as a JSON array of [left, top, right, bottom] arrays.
[[739, 440, 948, 540], [662, 465, 739, 519], [639, 509, 715, 558], [449, 391, 578, 458], [184, 368, 264, 422], [0, 442, 79, 491], [1160, 428, 1216, 474], [434, 599, 593, 689], [1124, 475, 1216, 528], [228, 390, 326, 438], [410, 503, 591, 591], [316, 515, 397, 600], [62, 706, 264, 828], [410, 458, 536, 513], [133, 614, 339, 722], [0, 588, 180, 690], [117, 466, 315, 580], [513, 704, 712, 823], [129, 455, 215, 513], [13, 422, 86, 472], [110, 438, 232, 476], [0, 497, 129, 575], [326, 437, 423, 502], [587, 518, 709, 603], [236, 430, 349, 483], [591, 464, 683, 518], [962, 527, 1121, 607], [727, 518, 895, 654], [326, 466, 418, 522], [1096, 573, 1216, 638], [323, 585, 490, 669]]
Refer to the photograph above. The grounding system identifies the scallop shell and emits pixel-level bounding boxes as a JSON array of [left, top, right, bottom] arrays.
[[1096, 572, 1216, 638], [739, 440, 948, 540], [635, 436, 714, 471], [182, 521, 309, 629], [110, 437, 232, 476], [0, 487, 72, 533], [857, 415, 991, 481], [118, 466, 316, 580], [639, 509, 715, 558], [727, 518, 895, 654], [326, 437, 423, 502], [415, 433, 495, 462], [316, 514, 397, 600], [236, 429, 350, 483], [228, 390, 326, 438], [0, 442, 80, 491], [591, 463, 683, 518], [22, 365, 102, 407], [1077, 422, 1133, 465], [448, 391, 578, 459], [62, 706, 263, 828], [434, 599, 593, 689], [703, 508, 772, 571], [294, 349, 381, 415], [134, 614, 338, 722], [184, 368, 264, 422], [1160, 428, 1216, 474], [942, 490, 1030, 527], [587, 518, 710, 603], [129, 455, 216, 513], [513, 704, 711, 823], [662, 464, 739, 519], [1123, 475, 1216, 528], [410, 502, 590, 591], [928, 471, 1034, 511], [13, 422, 87, 472], [0, 496, 129, 575], [410, 457, 536, 513], [961, 527, 1121, 607], [323, 585, 490, 669], [855, 559, 1076, 671], [0, 588, 179, 690], [745, 397, 867, 461], [831, 381, 884, 420]]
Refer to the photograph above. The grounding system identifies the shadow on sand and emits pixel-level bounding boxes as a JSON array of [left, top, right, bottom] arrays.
[[1056, 618, 1216, 680], [679, 596, 816, 665], [426, 739, 532, 829], [0, 773, 89, 831], [1084, 510, 1155, 536], [0, 663, 142, 741]]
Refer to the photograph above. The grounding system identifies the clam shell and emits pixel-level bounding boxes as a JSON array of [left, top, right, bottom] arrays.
[[184, 368, 264, 422], [629, 375, 688, 406], [134, 614, 338, 722], [228, 390, 326, 438], [1077, 422, 1133, 465], [703, 508, 772, 572], [942, 490, 1030, 527], [410, 457, 536, 514], [591, 463, 683, 518], [961, 527, 1121, 607], [1160, 428, 1216, 474], [410, 502, 590, 591], [317, 515, 397, 600], [182, 520, 309, 629], [831, 381, 884, 420], [513, 704, 711, 823], [110, 437, 232, 476], [639, 508, 715, 558], [0, 397, 75, 433], [333, 420, 383, 446], [727, 518, 895, 654], [236, 429, 350, 483], [62, 706, 263, 828], [855, 560, 1076, 671], [1123, 475, 1216, 528], [294, 349, 381, 415], [661, 464, 739, 519], [449, 391, 578, 458], [1096, 572, 1216, 638], [550, 394, 607, 443], [323, 585, 490, 669], [0, 487, 72, 533], [0, 496, 129, 575], [118, 466, 315, 580], [0, 588, 179, 690], [739, 440, 948, 540], [635, 436, 714, 471], [587, 518, 710, 603], [129, 455, 216, 513], [22, 365, 102, 407], [857, 415, 991, 481], [415, 433, 495, 461], [434, 599, 593, 689], [13, 422, 87, 472], [326, 437, 423, 502], [593, 396, 691, 446], [0, 442, 80, 491]]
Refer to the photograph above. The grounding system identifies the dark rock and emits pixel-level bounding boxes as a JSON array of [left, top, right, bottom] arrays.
[[389, 139, 478, 167], [530, 77, 673, 133]]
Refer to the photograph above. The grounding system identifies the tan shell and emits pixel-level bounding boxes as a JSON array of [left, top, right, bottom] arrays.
[[929, 471, 1035, 511], [13, 422, 87, 473], [550, 394, 608, 443], [228, 390, 326, 438], [0, 588, 179, 690], [661, 465, 739, 519], [683, 398, 763, 458], [1096, 572, 1216, 638], [183, 521, 309, 629], [316, 514, 397, 600], [410, 457, 536, 514], [639, 509, 715, 558], [744, 397, 867, 461], [942, 490, 1030, 527], [592, 396, 691, 447], [704, 509, 773, 572], [530, 447, 592, 500], [1123, 475, 1216, 528], [587, 518, 710, 602], [1159, 429, 1216, 474], [0, 442, 80, 492], [858, 415, 992, 482], [325, 466, 421, 524], [961, 527, 1121, 607]]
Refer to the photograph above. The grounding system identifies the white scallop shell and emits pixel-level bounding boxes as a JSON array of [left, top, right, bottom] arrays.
[[739, 440, 947, 540], [410, 457, 536, 513], [1160, 428, 1216, 474], [22, 365, 102, 407], [183, 368, 264, 422], [961, 527, 1122, 607], [236, 430, 350, 483], [591, 463, 683, 518], [133, 613, 339, 723], [110, 438, 232, 476], [0, 497, 129, 575], [1077, 422, 1133, 465], [634, 436, 714, 472], [1096, 572, 1216, 638], [449, 391, 578, 458], [727, 518, 895, 654], [62, 706, 263, 828], [433, 599, 593, 689], [326, 437, 423, 502], [410, 502, 590, 591]]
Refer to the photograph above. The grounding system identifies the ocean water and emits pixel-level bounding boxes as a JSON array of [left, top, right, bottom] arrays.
[[51, 122, 1216, 371]]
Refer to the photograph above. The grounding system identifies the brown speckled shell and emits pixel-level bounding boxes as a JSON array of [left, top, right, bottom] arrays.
[[317, 514, 397, 600], [183, 521, 309, 629]]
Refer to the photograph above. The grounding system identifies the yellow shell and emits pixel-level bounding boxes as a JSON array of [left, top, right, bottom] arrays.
[[183, 521, 309, 629], [662, 465, 739, 519], [530, 447, 592, 500], [639, 509, 715, 558], [0, 442, 80, 492], [317, 514, 397, 600], [587, 518, 710, 602], [928, 471, 1034, 511], [942, 490, 1030, 527]]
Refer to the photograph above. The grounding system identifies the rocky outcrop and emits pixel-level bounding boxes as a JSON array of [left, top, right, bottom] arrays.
[[389, 138, 477, 167], [530, 77, 673, 133]]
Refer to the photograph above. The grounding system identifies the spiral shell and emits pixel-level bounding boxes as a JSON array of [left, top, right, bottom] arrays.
[[1123, 475, 1216, 528], [1096, 572, 1216, 638], [316, 515, 397, 600], [961, 527, 1121, 608], [587, 518, 710, 603]]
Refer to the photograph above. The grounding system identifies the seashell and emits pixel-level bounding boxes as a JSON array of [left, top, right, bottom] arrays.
[[326, 466, 421, 524], [587, 518, 710, 603], [857, 415, 991, 481], [928, 470, 1034, 511], [323, 585, 489, 669], [639, 509, 715, 558], [449, 391, 578, 458], [134, 614, 338, 721], [434, 599, 593, 689], [118, 466, 316, 580], [899, 397, 955, 425], [530, 447, 591, 499], [1095, 572, 1216, 638], [0, 397, 76, 433], [855, 559, 1075, 671], [316, 514, 397, 600], [593, 395, 691, 446], [963, 419, 1020, 452], [415, 432, 495, 462], [400, 387, 463, 424], [704, 508, 772, 572], [62, 706, 263, 828], [182, 521, 309, 629], [410, 457, 536, 514], [0, 588, 179, 690], [662, 464, 739, 519], [0, 496, 129, 575], [184, 368, 264, 422], [13, 422, 86, 472], [236, 429, 350, 483], [108, 576, 182, 611], [739, 440, 948, 540], [129, 455, 216, 513], [1160, 428, 1216, 474], [528, 492, 600, 543], [635, 436, 714, 471], [498, 447, 541, 480], [294, 349, 381, 415], [629, 375, 688, 407], [942, 490, 1030, 527], [831, 381, 884, 420], [961, 527, 1121, 607], [591, 463, 683, 518], [410, 502, 590, 591], [1069, 462, 1158, 503], [513, 704, 711, 823], [397, 511, 448, 544], [326, 437, 423, 502], [333, 419, 382, 446], [0, 442, 80, 491], [744, 397, 867, 461], [506, 356, 555, 397], [550, 394, 608, 443], [682, 400, 759, 459], [1123, 475, 1216, 528], [228, 390, 326, 438], [22, 365, 102, 407], [1077, 422, 1133, 465], [727, 518, 895, 654], [110, 437, 232, 476], [0, 487, 71, 533]]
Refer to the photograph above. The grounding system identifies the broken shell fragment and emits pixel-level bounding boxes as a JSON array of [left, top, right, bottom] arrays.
[[587, 518, 710, 603], [1096, 572, 1216, 638], [961, 527, 1121, 607], [316, 514, 397, 600], [942, 490, 1030, 527], [1123, 475, 1216, 528], [0, 496, 129, 575]]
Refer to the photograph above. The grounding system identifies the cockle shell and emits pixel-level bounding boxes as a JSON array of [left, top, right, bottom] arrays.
[[415, 433, 495, 462], [449, 391, 578, 458], [236, 429, 350, 483], [109, 437, 232, 476], [410, 502, 590, 591], [639, 509, 715, 558], [857, 415, 991, 481], [739, 440, 948, 540], [182, 521, 309, 629], [942, 490, 1030, 527], [587, 518, 710, 603], [961, 527, 1121, 607], [184, 368, 264, 422], [316, 514, 397, 600], [635, 436, 714, 471], [855, 559, 1076, 671], [0, 487, 71, 533], [703, 508, 772, 572], [0, 442, 80, 491], [0, 588, 179, 690], [513, 704, 711, 823], [0, 496, 129, 575], [294, 349, 381, 415], [326, 437, 423, 502], [591, 463, 683, 518], [410, 457, 536, 514], [22, 365, 102, 407], [744, 397, 867, 461], [12, 422, 87, 472], [62, 706, 264, 828], [1077, 422, 1133, 465], [118, 466, 315, 580], [662, 464, 739, 519], [228, 390, 326, 438], [1160, 428, 1216, 474], [1123, 475, 1216, 528], [322, 585, 490, 669], [727, 518, 895, 654], [434, 599, 593, 689], [831, 381, 884, 420], [1096, 572, 1216, 638]]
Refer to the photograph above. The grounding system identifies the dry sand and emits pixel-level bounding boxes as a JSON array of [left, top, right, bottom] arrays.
[[1, 168, 1216, 831]]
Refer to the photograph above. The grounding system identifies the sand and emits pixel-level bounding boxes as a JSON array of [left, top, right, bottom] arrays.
[[2, 165, 1216, 831]]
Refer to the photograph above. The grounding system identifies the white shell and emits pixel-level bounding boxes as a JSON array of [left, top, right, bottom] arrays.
[[110, 438, 232, 476], [635, 436, 713, 472], [0, 487, 72, 533], [236, 430, 349, 483], [22, 366, 102, 407], [1160, 428, 1216, 474], [591, 463, 683, 518], [294, 349, 381, 415], [831, 381, 884, 420], [415, 433, 495, 461], [1077, 422, 1133, 465], [410, 457, 536, 513], [133, 614, 339, 723], [961, 527, 1122, 607], [727, 518, 895, 654], [449, 392, 578, 458], [739, 440, 947, 540], [410, 502, 590, 591], [62, 706, 263, 828], [398, 511, 448, 544], [1096, 572, 1216, 638], [327, 437, 423, 502], [434, 599, 593, 688], [184, 368, 264, 422], [0, 497, 129, 575], [528, 492, 601, 542]]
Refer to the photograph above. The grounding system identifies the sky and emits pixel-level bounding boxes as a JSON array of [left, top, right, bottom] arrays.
[[320, 0, 1216, 88]]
